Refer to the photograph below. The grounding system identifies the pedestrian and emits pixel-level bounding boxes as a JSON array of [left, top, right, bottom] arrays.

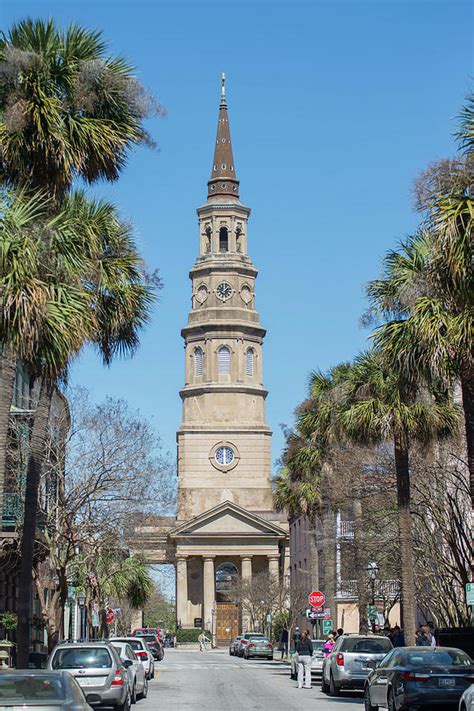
[[279, 625, 289, 659], [295, 630, 313, 689], [427, 622, 437, 647], [391, 625, 405, 647], [415, 626, 432, 647], [198, 631, 210, 652], [324, 633, 335, 657], [334, 627, 344, 640], [292, 626, 301, 649]]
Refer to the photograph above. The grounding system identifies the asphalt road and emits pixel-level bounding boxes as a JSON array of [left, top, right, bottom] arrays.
[[135, 649, 364, 711]]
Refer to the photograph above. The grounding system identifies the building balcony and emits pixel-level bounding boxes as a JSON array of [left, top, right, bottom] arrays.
[[337, 579, 400, 600]]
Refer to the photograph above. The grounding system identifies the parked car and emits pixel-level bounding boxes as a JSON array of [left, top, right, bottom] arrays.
[[140, 634, 164, 662], [0, 670, 96, 710], [290, 639, 325, 680], [237, 633, 266, 657], [132, 627, 162, 640], [243, 637, 273, 660], [322, 633, 393, 696], [229, 636, 242, 656], [110, 637, 155, 680], [110, 641, 148, 703], [460, 684, 474, 711], [48, 641, 131, 710], [364, 646, 474, 710]]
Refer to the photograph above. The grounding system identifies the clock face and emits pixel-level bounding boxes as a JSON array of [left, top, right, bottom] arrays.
[[215, 446, 234, 466], [216, 282, 233, 300]]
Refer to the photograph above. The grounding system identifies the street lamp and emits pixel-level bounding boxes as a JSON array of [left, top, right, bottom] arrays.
[[367, 562, 379, 632], [77, 591, 86, 641]]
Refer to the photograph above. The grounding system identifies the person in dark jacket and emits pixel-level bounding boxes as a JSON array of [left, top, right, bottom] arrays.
[[279, 625, 289, 659], [295, 630, 313, 689]]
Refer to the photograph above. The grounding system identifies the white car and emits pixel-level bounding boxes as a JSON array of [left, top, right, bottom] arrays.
[[460, 684, 474, 711], [111, 637, 155, 681], [290, 639, 325, 680], [110, 641, 148, 703]]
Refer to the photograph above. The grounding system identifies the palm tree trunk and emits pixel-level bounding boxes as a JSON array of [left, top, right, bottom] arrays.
[[353, 498, 369, 634], [460, 367, 474, 506], [16, 376, 54, 669], [393, 430, 416, 646], [0, 348, 17, 523]]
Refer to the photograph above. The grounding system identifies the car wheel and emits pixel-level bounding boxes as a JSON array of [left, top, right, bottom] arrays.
[[269, 656, 273, 661], [116, 690, 131, 711], [364, 685, 378, 711], [321, 675, 329, 694], [329, 672, 340, 697], [387, 688, 400, 711], [130, 683, 136, 705], [137, 678, 148, 700]]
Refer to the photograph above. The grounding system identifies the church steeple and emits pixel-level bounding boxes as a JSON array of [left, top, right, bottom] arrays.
[[207, 73, 240, 199]]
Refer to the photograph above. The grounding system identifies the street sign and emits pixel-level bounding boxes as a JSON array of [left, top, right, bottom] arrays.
[[308, 590, 325, 607], [106, 608, 115, 625], [368, 604, 377, 621], [306, 608, 325, 620], [467, 583, 474, 606], [322, 619, 333, 635], [311, 605, 323, 613]]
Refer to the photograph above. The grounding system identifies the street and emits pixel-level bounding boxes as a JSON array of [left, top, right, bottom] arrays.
[[136, 649, 364, 710]]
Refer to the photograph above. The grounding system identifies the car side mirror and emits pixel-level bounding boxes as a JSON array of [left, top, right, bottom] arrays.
[[123, 659, 133, 668], [86, 693, 101, 705]]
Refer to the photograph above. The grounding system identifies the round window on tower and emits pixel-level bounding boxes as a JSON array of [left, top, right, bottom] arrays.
[[210, 441, 240, 472]]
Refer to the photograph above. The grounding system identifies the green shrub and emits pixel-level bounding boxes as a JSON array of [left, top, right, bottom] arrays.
[[176, 628, 211, 643]]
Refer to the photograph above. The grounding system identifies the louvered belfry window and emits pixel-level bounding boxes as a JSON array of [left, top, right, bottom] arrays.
[[194, 347, 203, 376], [218, 346, 231, 374], [246, 348, 254, 376]]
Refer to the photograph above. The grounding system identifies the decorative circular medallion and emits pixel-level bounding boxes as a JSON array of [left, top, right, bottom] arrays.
[[195, 284, 208, 304], [209, 441, 240, 472], [240, 285, 252, 304], [216, 282, 233, 301]]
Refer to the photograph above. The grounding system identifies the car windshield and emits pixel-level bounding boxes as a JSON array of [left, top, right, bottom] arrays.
[[406, 650, 473, 667], [123, 640, 143, 652], [51, 647, 112, 669], [251, 639, 270, 644], [341, 638, 393, 654], [247, 634, 264, 638], [0, 675, 66, 700], [313, 641, 325, 654]]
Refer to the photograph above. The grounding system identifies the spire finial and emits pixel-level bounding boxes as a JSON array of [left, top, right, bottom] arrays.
[[220, 72, 226, 107]]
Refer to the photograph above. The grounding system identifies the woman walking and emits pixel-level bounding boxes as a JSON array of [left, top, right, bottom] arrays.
[[295, 630, 313, 689]]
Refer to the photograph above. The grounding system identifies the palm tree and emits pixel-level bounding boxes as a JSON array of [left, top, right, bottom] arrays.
[[368, 226, 473, 503], [338, 350, 459, 644], [0, 18, 162, 204], [456, 93, 474, 155], [1, 188, 155, 666]]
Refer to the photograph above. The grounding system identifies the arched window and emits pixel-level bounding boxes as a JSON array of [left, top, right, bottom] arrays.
[[219, 227, 228, 252], [246, 348, 254, 376], [194, 347, 203, 376], [218, 346, 231, 374], [216, 562, 238, 602]]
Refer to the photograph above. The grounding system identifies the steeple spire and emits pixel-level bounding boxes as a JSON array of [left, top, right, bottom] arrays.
[[208, 73, 239, 199]]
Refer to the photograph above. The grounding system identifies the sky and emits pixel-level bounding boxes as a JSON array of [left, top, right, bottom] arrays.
[[3, 0, 473, 473]]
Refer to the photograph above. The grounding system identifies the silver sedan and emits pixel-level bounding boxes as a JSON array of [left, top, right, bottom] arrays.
[[0, 669, 95, 709]]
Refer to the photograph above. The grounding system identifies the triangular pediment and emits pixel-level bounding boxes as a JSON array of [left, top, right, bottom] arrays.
[[170, 501, 287, 539]]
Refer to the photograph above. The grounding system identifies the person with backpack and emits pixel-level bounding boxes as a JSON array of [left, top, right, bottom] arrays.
[[295, 630, 313, 689]]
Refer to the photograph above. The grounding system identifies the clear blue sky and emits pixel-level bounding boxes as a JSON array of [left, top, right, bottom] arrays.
[[3, 0, 473, 467]]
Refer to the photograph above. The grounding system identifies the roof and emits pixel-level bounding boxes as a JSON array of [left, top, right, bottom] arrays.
[[207, 73, 240, 200]]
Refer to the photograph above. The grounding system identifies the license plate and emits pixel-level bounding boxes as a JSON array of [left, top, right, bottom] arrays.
[[439, 678, 455, 687], [77, 677, 106, 687]]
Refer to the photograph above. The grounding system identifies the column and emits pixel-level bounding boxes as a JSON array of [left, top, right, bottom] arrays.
[[203, 557, 215, 634], [176, 556, 188, 627], [241, 556, 252, 632], [268, 554, 280, 580]]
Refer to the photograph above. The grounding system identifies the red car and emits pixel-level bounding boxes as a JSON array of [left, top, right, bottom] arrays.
[[132, 627, 162, 640]]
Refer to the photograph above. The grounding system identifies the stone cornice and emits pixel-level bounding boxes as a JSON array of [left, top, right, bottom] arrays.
[[179, 383, 269, 400], [181, 321, 266, 338]]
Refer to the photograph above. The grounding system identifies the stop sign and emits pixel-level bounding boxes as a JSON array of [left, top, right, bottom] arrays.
[[106, 608, 115, 625], [308, 590, 325, 607]]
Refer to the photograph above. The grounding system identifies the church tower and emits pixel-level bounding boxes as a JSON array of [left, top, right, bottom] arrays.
[[177, 75, 273, 521], [172, 77, 288, 641]]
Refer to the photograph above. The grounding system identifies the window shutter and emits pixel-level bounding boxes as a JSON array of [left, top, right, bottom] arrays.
[[195, 348, 203, 376], [218, 346, 231, 374], [246, 348, 254, 376]]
